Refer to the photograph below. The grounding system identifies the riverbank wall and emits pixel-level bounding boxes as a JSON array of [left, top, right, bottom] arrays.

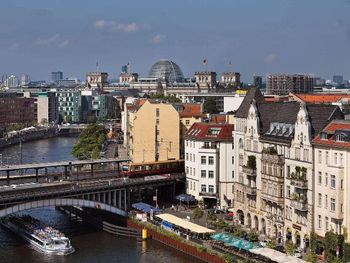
[[127, 219, 227, 263], [0, 127, 59, 149]]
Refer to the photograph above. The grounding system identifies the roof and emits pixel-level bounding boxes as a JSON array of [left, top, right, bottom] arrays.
[[235, 87, 265, 118], [313, 120, 350, 149], [210, 114, 227, 124], [292, 93, 350, 104], [185, 122, 233, 141], [173, 103, 202, 118], [258, 102, 343, 143], [156, 213, 215, 234]]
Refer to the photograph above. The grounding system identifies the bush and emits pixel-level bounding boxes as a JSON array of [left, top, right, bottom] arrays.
[[247, 229, 259, 242]]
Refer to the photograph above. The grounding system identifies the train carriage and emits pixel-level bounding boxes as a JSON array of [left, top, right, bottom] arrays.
[[121, 160, 184, 177]]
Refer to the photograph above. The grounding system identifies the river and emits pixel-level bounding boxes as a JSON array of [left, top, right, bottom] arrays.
[[0, 136, 201, 263]]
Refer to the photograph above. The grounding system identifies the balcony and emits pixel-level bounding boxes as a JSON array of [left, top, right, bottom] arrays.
[[266, 212, 284, 224], [290, 198, 308, 212], [261, 153, 285, 164], [242, 166, 257, 177], [290, 179, 308, 190], [243, 185, 257, 196], [199, 192, 217, 198], [261, 192, 284, 205]]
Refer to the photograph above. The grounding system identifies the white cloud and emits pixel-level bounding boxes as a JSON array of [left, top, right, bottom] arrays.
[[35, 34, 69, 47], [264, 53, 277, 64], [93, 20, 139, 32], [151, 34, 166, 44]]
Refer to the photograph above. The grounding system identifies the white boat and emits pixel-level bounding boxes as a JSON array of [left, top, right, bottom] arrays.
[[0, 215, 74, 255]]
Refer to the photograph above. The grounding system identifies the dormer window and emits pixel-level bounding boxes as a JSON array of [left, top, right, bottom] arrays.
[[336, 134, 345, 142], [320, 132, 328, 140]]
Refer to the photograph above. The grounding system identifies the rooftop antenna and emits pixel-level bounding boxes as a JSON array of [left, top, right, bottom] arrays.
[[96, 61, 99, 72]]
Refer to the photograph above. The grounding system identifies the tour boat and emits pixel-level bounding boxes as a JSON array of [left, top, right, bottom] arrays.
[[0, 215, 74, 255]]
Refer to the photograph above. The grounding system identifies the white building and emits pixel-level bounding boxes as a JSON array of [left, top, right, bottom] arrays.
[[185, 122, 235, 209], [313, 120, 350, 240]]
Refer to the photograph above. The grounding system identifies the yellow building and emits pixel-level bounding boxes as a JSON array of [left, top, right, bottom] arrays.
[[128, 100, 180, 163]]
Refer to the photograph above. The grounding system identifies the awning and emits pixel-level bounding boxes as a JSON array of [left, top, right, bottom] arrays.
[[176, 193, 196, 202], [156, 213, 215, 234], [249, 247, 307, 263], [132, 202, 162, 213]]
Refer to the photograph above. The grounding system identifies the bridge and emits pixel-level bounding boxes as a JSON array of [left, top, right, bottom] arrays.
[[0, 158, 185, 218]]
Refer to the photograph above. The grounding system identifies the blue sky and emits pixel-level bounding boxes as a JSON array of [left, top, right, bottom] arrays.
[[0, 0, 349, 82]]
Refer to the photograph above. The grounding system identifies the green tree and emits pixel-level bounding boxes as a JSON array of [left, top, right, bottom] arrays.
[[193, 207, 204, 219], [247, 229, 259, 242], [324, 231, 338, 262], [247, 155, 256, 170], [305, 251, 318, 263], [203, 97, 218, 114], [72, 124, 107, 160], [285, 241, 297, 255], [65, 115, 72, 123]]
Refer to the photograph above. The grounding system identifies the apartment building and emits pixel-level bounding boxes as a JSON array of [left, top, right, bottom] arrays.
[[232, 87, 343, 249], [185, 122, 234, 209], [313, 120, 350, 240]]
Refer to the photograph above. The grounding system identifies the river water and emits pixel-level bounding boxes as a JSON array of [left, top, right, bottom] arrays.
[[0, 136, 200, 263]]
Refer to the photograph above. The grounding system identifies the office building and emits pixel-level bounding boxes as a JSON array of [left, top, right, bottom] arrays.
[[51, 71, 63, 83], [267, 74, 314, 95]]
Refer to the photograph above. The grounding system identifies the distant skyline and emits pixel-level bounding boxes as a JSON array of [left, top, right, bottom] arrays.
[[0, 0, 349, 82]]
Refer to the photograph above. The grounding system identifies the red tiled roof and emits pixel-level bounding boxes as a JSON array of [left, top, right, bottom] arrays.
[[185, 122, 233, 141], [264, 96, 289, 102], [313, 120, 350, 148], [294, 93, 350, 104], [178, 104, 202, 118], [210, 115, 227, 124]]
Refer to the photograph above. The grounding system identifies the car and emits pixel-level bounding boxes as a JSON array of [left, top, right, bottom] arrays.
[[207, 208, 226, 214], [293, 252, 302, 258]]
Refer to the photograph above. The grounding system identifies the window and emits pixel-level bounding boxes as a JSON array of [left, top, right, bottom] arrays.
[[318, 193, 322, 207], [185, 120, 190, 125], [232, 143, 234, 149], [325, 173, 328, 186], [186, 153, 189, 161], [325, 217, 329, 231], [331, 198, 336, 212], [208, 156, 214, 165], [190, 181, 192, 190], [232, 156, 234, 164], [232, 170, 235, 178], [239, 138, 243, 149], [156, 108, 160, 117], [287, 186, 291, 198], [186, 166, 189, 174], [318, 215, 322, 229], [201, 184, 206, 192], [201, 170, 206, 178], [201, 156, 206, 164], [156, 118, 159, 125], [190, 167, 192, 175], [331, 175, 336, 188], [304, 149, 309, 162], [193, 155, 195, 162], [318, 172, 322, 185], [193, 182, 195, 191], [208, 171, 214, 178], [186, 140, 188, 147], [325, 195, 328, 209], [326, 151, 329, 165], [208, 185, 214, 193], [340, 153, 344, 167], [334, 153, 337, 166], [295, 148, 300, 160]]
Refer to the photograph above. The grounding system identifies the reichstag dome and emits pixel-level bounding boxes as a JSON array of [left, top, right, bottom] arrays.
[[148, 59, 184, 83]]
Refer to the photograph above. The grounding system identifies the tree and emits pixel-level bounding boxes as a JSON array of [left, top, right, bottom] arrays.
[[203, 97, 218, 114], [324, 231, 339, 262], [247, 229, 259, 242], [193, 207, 204, 219], [72, 124, 107, 160], [305, 251, 318, 263], [285, 241, 297, 255], [65, 115, 72, 123]]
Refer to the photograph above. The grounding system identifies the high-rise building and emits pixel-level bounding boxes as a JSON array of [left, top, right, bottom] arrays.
[[6, 75, 19, 88], [51, 71, 63, 83], [333, 75, 343, 85], [35, 92, 59, 125], [267, 74, 314, 95], [20, 74, 30, 86], [253, 75, 262, 89]]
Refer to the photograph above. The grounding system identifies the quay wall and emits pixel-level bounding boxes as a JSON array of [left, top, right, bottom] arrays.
[[0, 127, 59, 149], [127, 219, 226, 263]]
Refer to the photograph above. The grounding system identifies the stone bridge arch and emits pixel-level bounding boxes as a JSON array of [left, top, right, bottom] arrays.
[[0, 198, 127, 218]]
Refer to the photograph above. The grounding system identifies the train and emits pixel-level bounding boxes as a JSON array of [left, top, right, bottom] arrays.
[[120, 160, 184, 177]]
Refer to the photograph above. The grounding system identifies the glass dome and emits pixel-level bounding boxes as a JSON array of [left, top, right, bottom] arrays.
[[148, 59, 184, 83]]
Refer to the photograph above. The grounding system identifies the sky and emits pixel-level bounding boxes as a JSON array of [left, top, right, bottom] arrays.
[[0, 0, 349, 82]]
